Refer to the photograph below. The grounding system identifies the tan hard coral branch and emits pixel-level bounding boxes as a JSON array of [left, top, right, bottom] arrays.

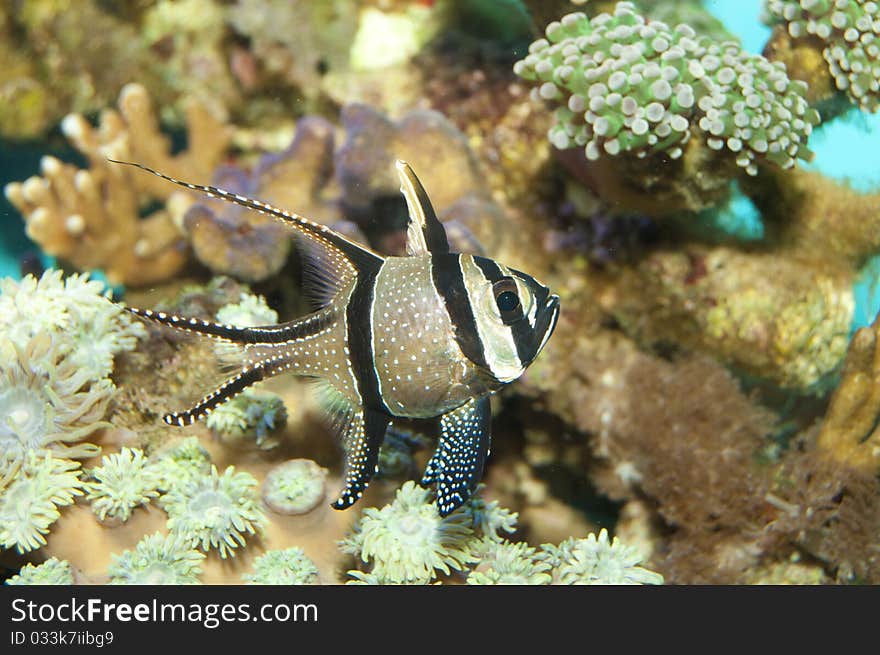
[[817, 315, 880, 473], [4, 83, 231, 287]]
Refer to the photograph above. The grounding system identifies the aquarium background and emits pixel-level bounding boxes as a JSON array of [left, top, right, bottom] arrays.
[[2, 0, 880, 585]]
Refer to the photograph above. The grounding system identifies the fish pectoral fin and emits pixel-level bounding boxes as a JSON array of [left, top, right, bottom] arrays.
[[397, 160, 450, 257], [421, 396, 492, 516], [331, 407, 391, 510]]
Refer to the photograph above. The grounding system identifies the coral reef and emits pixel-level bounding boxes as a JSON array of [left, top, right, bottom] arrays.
[[0, 333, 113, 466], [514, 2, 819, 214], [205, 389, 288, 450], [262, 459, 329, 516], [539, 528, 664, 584], [4, 84, 230, 286], [606, 245, 854, 389], [515, 4, 818, 172], [340, 481, 478, 584], [5, 557, 74, 586], [183, 115, 337, 281], [0, 452, 85, 554], [243, 547, 321, 584], [86, 447, 161, 526], [764, 0, 880, 112], [5, 0, 880, 590], [467, 540, 553, 585], [0, 269, 144, 381], [108, 532, 205, 585], [163, 465, 266, 559], [815, 312, 880, 472]]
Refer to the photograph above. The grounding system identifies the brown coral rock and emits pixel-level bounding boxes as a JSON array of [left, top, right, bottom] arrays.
[[4, 84, 230, 287], [606, 245, 854, 390], [816, 317, 880, 473]]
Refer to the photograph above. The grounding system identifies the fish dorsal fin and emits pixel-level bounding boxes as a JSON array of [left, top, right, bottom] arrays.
[[108, 159, 384, 305], [397, 160, 450, 257]]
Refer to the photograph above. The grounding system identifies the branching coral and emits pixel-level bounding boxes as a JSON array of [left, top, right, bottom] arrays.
[[205, 388, 288, 450], [5, 557, 74, 585], [0, 451, 85, 554], [539, 529, 664, 584], [243, 547, 321, 584], [262, 459, 329, 516], [163, 465, 265, 558], [3, 83, 230, 286], [765, 0, 880, 112], [515, 4, 819, 177], [340, 481, 477, 584], [86, 447, 162, 525], [0, 334, 113, 465], [108, 532, 205, 584], [0, 269, 145, 381]]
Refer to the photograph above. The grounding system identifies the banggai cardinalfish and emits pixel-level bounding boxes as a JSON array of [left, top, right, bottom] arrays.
[[114, 159, 560, 516]]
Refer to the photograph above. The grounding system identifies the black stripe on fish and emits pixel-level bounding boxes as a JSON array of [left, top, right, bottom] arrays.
[[472, 256, 534, 368], [331, 407, 391, 509], [347, 267, 390, 414], [431, 253, 490, 373]]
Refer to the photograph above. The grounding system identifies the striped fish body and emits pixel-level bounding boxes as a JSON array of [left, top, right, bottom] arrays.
[[118, 159, 559, 516]]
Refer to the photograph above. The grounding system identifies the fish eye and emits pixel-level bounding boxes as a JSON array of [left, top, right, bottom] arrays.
[[492, 278, 523, 323]]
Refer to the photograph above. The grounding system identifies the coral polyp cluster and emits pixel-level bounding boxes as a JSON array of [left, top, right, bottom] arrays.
[[514, 3, 819, 174], [262, 459, 329, 516], [243, 547, 321, 585], [0, 452, 85, 553], [163, 465, 265, 558], [5, 557, 74, 585], [765, 0, 880, 111], [539, 529, 664, 585], [85, 447, 161, 525], [0, 334, 112, 465], [108, 532, 205, 585], [0, 270, 144, 380], [340, 481, 477, 584]]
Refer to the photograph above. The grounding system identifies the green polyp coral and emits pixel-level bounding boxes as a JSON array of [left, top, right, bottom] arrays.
[[0, 269, 145, 381], [243, 547, 321, 584], [539, 529, 664, 585], [0, 451, 85, 554], [205, 388, 288, 449], [86, 447, 161, 525], [5, 557, 74, 585], [0, 334, 112, 466], [163, 465, 266, 559], [108, 532, 205, 585], [514, 2, 819, 175], [464, 492, 519, 541], [151, 437, 213, 495], [340, 481, 478, 584], [765, 0, 880, 112], [215, 291, 279, 327], [467, 540, 553, 585], [262, 459, 328, 515]]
